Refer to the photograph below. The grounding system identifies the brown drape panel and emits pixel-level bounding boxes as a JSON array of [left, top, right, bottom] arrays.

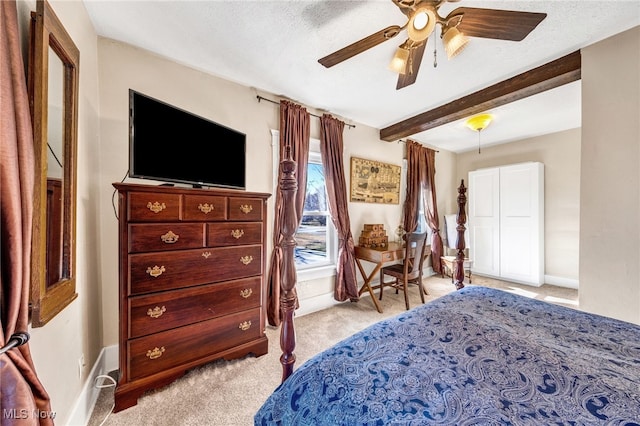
[[319, 114, 359, 302], [405, 140, 443, 274], [266, 100, 310, 326], [423, 147, 443, 274], [1, 1, 53, 424], [404, 141, 422, 234]]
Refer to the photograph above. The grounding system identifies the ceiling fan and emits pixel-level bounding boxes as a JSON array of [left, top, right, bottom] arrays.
[[318, 0, 547, 90]]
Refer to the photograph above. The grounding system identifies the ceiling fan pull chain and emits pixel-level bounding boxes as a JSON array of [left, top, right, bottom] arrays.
[[433, 29, 438, 68]]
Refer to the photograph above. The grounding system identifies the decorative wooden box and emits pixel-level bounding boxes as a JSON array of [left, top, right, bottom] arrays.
[[358, 224, 388, 248]]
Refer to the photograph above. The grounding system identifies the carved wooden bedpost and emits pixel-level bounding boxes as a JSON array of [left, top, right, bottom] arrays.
[[279, 148, 298, 382], [453, 180, 467, 290]]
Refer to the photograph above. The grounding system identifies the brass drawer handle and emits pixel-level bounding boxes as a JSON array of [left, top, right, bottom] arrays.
[[231, 229, 244, 239], [147, 306, 166, 318], [147, 202, 166, 214], [198, 203, 214, 214], [240, 255, 253, 265], [146, 265, 166, 277], [239, 321, 251, 331], [146, 346, 165, 360], [161, 231, 179, 244], [240, 288, 252, 298], [202, 251, 211, 259], [239, 204, 253, 214]]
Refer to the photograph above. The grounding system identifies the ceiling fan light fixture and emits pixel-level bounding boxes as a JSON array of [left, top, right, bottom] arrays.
[[465, 113, 493, 132], [408, 7, 436, 42], [389, 46, 410, 74], [443, 27, 469, 59]]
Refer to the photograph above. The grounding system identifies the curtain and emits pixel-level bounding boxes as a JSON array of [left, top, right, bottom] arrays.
[[1, 1, 54, 425], [404, 140, 443, 274], [403, 141, 422, 234], [266, 100, 310, 326], [423, 147, 443, 274], [319, 114, 359, 302]]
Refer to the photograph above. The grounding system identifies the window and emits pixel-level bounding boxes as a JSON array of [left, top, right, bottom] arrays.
[[271, 131, 337, 280], [416, 189, 433, 243], [295, 151, 336, 271], [417, 190, 428, 234]]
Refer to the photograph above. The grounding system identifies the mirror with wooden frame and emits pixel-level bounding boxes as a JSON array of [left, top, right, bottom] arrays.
[[28, 0, 79, 327]]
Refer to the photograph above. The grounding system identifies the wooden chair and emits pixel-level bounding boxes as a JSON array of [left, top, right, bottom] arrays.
[[379, 232, 428, 310]]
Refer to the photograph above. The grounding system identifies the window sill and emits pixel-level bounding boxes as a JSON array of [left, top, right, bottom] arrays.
[[296, 264, 336, 282]]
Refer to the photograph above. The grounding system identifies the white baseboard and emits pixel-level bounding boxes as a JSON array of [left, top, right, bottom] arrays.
[[296, 292, 342, 317], [472, 272, 578, 290], [544, 275, 579, 289], [66, 345, 118, 426]]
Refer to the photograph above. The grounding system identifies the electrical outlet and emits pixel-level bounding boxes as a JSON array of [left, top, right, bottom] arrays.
[[78, 354, 85, 378]]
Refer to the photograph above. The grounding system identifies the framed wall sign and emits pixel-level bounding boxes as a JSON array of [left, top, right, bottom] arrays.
[[350, 157, 401, 204]]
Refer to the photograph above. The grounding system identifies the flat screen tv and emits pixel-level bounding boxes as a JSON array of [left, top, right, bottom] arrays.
[[129, 90, 246, 189]]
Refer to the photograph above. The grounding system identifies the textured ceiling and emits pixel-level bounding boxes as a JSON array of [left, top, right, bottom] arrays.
[[83, 1, 640, 152]]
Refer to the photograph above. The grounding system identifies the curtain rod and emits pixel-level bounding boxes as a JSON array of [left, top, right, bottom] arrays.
[[256, 95, 356, 129], [398, 139, 439, 152]]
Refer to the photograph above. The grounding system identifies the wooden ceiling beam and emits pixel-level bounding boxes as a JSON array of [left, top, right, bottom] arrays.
[[379, 50, 581, 142]]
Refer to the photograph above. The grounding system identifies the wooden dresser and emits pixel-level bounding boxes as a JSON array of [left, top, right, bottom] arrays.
[[112, 183, 270, 412]]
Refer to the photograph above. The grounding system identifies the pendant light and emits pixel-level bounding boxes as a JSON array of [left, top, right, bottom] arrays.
[[465, 114, 493, 154]]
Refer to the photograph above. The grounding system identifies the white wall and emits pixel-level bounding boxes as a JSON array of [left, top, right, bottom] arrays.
[[580, 26, 640, 324]]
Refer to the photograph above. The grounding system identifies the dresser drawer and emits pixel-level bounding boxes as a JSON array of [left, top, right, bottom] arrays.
[[129, 223, 205, 253], [128, 192, 181, 222], [129, 245, 263, 295], [207, 222, 262, 247], [183, 195, 227, 221], [128, 277, 262, 338], [127, 308, 262, 380], [228, 197, 263, 221]]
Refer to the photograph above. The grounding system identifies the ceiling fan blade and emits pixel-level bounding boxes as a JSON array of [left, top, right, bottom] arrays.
[[447, 7, 546, 41], [318, 25, 402, 68], [396, 42, 427, 90]]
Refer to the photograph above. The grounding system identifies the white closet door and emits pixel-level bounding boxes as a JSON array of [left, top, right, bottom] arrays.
[[499, 163, 544, 284], [468, 168, 500, 277]]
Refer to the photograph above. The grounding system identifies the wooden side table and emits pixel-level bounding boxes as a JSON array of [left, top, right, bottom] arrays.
[[441, 256, 473, 284]]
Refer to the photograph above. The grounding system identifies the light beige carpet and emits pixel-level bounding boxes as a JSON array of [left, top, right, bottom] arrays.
[[87, 275, 578, 426]]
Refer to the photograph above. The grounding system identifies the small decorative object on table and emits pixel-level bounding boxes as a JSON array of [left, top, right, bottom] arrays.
[[395, 225, 404, 244], [358, 224, 388, 248]]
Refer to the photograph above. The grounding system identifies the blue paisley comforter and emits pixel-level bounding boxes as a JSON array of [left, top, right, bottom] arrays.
[[255, 286, 640, 425]]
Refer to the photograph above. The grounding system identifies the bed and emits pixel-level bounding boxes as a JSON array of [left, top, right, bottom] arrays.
[[261, 165, 640, 424], [255, 285, 640, 424]]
